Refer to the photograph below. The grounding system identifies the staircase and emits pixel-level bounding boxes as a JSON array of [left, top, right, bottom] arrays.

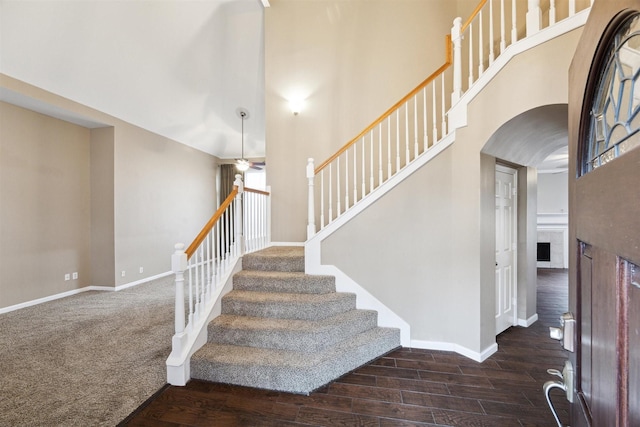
[[190, 246, 400, 394]]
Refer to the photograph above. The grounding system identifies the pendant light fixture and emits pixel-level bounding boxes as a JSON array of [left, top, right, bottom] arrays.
[[236, 107, 250, 172]]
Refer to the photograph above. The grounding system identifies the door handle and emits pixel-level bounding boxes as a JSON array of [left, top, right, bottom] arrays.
[[543, 361, 574, 427], [549, 312, 576, 352]]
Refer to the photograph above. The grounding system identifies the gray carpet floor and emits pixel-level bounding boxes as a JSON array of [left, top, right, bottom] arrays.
[[0, 276, 175, 426]]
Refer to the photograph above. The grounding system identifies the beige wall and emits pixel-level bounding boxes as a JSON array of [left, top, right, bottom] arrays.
[[113, 124, 218, 286], [1, 102, 91, 307], [90, 127, 115, 287], [322, 147, 455, 343], [265, 0, 457, 242], [0, 75, 219, 309]]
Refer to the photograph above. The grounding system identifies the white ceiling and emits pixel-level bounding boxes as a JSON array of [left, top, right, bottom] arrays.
[[482, 104, 569, 174], [0, 0, 266, 160]]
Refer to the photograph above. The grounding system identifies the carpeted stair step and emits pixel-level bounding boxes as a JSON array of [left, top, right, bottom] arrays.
[[221, 289, 356, 320], [191, 326, 400, 394], [207, 309, 378, 352], [233, 270, 335, 294], [242, 246, 304, 272]]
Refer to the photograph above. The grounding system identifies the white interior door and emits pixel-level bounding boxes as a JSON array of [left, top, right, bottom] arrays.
[[495, 164, 517, 335]]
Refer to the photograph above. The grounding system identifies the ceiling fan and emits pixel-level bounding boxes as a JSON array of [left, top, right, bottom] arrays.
[[235, 108, 265, 171]]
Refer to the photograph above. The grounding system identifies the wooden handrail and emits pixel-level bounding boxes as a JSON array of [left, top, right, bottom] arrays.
[[461, 0, 487, 33], [185, 187, 239, 258], [315, 34, 453, 175], [245, 187, 270, 196]]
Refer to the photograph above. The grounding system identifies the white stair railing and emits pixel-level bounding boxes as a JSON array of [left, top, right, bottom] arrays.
[[167, 174, 271, 385], [307, 0, 592, 239]]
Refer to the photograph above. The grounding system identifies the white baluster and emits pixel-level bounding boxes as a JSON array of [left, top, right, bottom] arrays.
[[489, 0, 495, 64], [345, 149, 350, 210], [511, 0, 517, 44], [569, 0, 575, 17], [370, 132, 374, 193], [441, 75, 447, 136], [423, 87, 428, 150], [194, 247, 200, 319], [478, 11, 484, 76], [361, 137, 366, 197], [205, 233, 211, 296], [320, 169, 324, 228], [336, 157, 341, 216], [307, 158, 316, 238], [413, 96, 419, 158], [526, 0, 541, 37], [378, 124, 383, 184], [187, 258, 193, 327], [396, 112, 400, 172], [387, 117, 392, 178], [200, 245, 205, 308], [550, 0, 556, 25], [405, 104, 410, 166], [328, 163, 333, 223], [353, 144, 358, 203], [451, 17, 463, 103], [468, 22, 474, 88], [432, 84, 437, 141], [500, 0, 506, 53], [234, 175, 243, 256]]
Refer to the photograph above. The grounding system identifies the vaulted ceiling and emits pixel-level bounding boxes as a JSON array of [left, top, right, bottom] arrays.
[[0, 0, 266, 160]]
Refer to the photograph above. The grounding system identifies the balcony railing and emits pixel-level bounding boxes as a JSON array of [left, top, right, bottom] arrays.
[[307, 0, 592, 239]]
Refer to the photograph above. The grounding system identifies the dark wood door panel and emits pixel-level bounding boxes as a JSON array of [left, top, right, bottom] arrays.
[[589, 248, 619, 427], [575, 148, 640, 265]]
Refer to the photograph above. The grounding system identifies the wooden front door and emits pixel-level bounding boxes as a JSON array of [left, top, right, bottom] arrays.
[[569, 1, 640, 426]]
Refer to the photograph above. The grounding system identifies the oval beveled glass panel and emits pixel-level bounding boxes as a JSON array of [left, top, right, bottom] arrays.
[[583, 14, 640, 175]]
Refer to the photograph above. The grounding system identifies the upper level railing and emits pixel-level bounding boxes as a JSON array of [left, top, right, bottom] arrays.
[[167, 174, 271, 385], [307, 0, 592, 239]]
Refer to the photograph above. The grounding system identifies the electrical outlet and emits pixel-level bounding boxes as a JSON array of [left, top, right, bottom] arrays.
[[139, 267, 144, 274], [121, 271, 126, 277], [64, 274, 70, 281], [72, 272, 78, 280]]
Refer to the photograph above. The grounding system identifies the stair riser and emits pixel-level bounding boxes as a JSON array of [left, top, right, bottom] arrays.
[[207, 311, 378, 352], [233, 275, 335, 294], [221, 295, 356, 320], [242, 256, 304, 272]]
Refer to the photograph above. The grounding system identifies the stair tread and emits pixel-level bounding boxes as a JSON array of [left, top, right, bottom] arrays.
[[223, 289, 354, 303], [233, 270, 335, 294]]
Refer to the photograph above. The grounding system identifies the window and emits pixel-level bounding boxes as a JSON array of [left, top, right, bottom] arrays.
[[583, 13, 640, 174]]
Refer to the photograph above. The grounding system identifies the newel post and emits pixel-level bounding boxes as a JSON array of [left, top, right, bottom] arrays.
[[172, 243, 187, 335], [307, 158, 316, 239], [451, 17, 463, 104], [234, 174, 244, 255], [526, 0, 542, 37]]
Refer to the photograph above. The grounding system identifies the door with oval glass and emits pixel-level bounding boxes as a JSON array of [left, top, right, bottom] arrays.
[[565, 1, 640, 426]]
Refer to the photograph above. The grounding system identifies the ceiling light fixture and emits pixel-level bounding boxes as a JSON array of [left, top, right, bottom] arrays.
[[236, 107, 250, 172]]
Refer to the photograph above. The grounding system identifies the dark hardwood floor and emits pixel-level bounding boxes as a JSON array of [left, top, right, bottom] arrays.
[[120, 269, 569, 426]]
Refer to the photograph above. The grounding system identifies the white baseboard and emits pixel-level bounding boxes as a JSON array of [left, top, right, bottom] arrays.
[[517, 313, 539, 327], [410, 339, 498, 363], [0, 271, 172, 315]]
